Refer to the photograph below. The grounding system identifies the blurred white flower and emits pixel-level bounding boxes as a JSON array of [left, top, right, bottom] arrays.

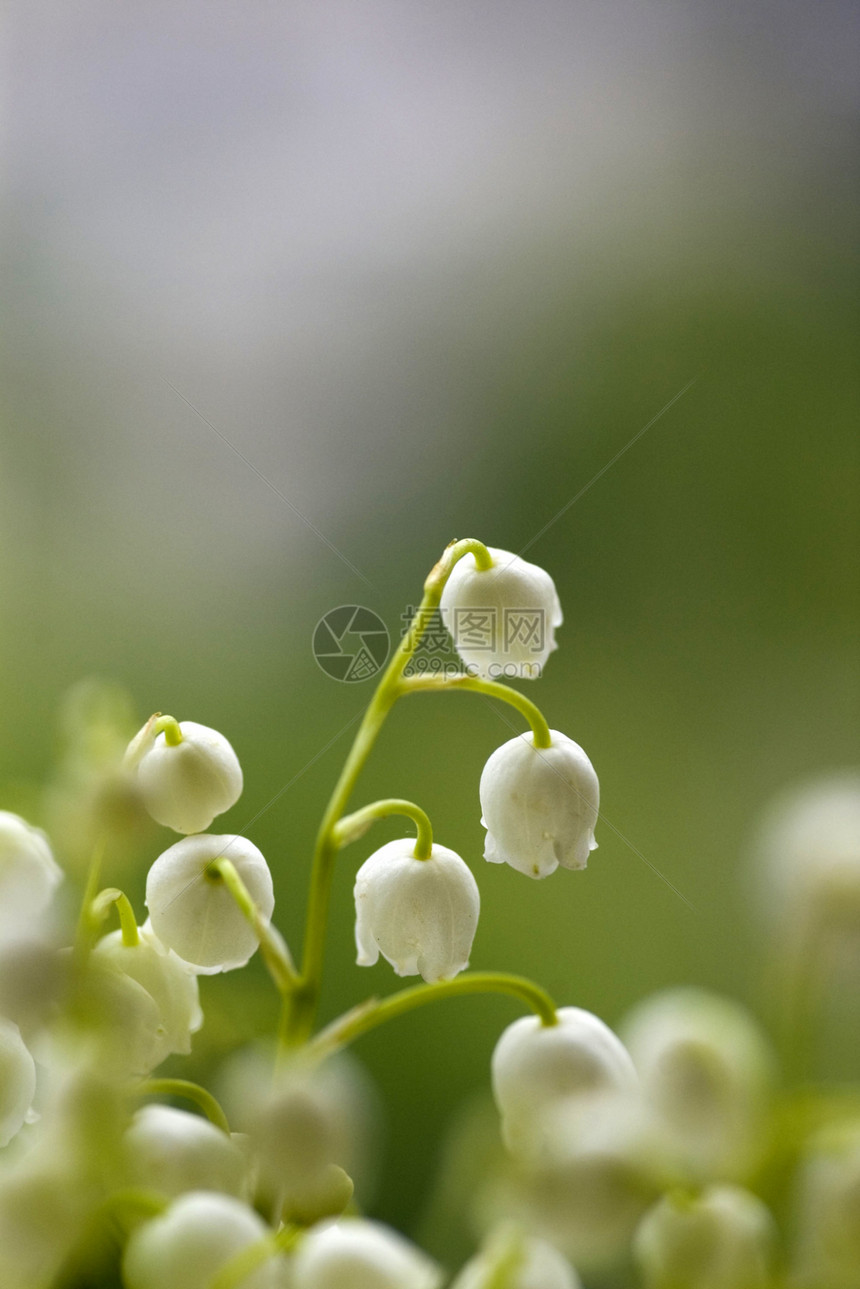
[[145, 834, 274, 974], [122, 1191, 282, 1289], [290, 1218, 442, 1289], [491, 1006, 637, 1156], [122, 1104, 248, 1200], [354, 839, 479, 983], [440, 547, 562, 680], [791, 1121, 860, 1289], [480, 731, 598, 879], [634, 1185, 777, 1289], [450, 1225, 582, 1289], [620, 989, 776, 1184], [131, 719, 243, 835], [0, 1016, 37, 1148], [92, 924, 202, 1065], [0, 812, 62, 941]]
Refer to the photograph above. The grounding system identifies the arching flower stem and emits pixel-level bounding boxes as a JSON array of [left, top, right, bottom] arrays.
[[134, 1077, 231, 1134], [397, 673, 553, 749], [334, 799, 433, 860], [208, 858, 300, 993]]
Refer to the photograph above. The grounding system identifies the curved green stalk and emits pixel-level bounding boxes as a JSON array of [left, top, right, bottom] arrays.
[[334, 798, 433, 860], [311, 972, 558, 1058], [398, 672, 552, 747], [89, 887, 140, 946], [285, 539, 493, 1045], [135, 1078, 231, 1134], [210, 857, 299, 994]]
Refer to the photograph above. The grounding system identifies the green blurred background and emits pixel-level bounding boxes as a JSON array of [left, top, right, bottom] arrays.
[[2, 0, 858, 1259]]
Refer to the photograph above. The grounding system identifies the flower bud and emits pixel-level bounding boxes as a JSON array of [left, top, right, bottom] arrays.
[[480, 732, 598, 879], [92, 925, 202, 1065], [122, 1192, 282, 1289], [451, 1225, 582, 1289], [439, 547, 562, 680], [145, 834, 274, 974], [132, 720, 243, 835], [620, 989, 776, 1183], [0, 812, 62, 941], [354, 839, 480, 983], [491, 1007, 637, 1156], [122, 1105, 248, 1200], [290, 1218, 442, 1289], [791, 1121, 860, 1287], [0, 1016, 37, 1148], [633, 1186, 777, 1289]]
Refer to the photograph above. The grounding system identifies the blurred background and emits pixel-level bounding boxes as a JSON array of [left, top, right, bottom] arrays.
[[2, 0, 858, 1261]]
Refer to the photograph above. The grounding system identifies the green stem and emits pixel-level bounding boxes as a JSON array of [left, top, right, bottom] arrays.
[[209, 858, 300, 994], [334, 798, 433, 860], [89, 887, 140, 946], [135, 1078, 231, 1134], [311, 971, 558, 1057], [153, 713, 183, 745], [286, 539, 493, 1045], [74, 836, 107, 957], [397, 672, 553, 748]]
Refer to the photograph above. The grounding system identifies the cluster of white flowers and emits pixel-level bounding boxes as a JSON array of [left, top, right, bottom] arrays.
[[0, 542, 857, 1289]]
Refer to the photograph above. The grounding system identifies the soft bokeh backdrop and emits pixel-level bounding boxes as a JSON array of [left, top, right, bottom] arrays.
[[2, 0, 857, 1262]]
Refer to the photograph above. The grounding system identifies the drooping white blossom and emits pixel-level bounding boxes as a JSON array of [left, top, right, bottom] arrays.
[[791, 1122, 860, 1288], [0, 1016, 37, 1148], [491, 1006, 637, 1155], [122, 1191, 282, 1289], [480, 732, 598, 879], [122, 1105, 248, 1200], [0, 812, 62, 941], [290, 1218, 443, 1289], [634, 1185, 777, 1289], [450, 1226, 582, 1289], [354, 839, 480, 983], [132, 719, 243, 835], [439, 547, 562, 680], [145, 834, 274, 974]]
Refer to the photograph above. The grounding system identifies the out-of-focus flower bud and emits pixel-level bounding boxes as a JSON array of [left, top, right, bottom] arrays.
[[620, 989, 776, 1183], [92, 925, 202, 1065], [131, 719, 244, 835], [480, 732, 598, 879], [634, 1185, 777, 1289], [450, 1224, 582, 1289], [290, 1218, 443, 1289], [439, 547, 562, 680], [354, 839, 480, 983], [0, 1017, 37, 1148], [491, 1007, 637, 1156], [791, 1121, 860, 1289], [0, 812, 62, 942], [145, 834, 274, 974], [122, 1191, 282, 1289], [752, 770, 860, 973], [122, 1105, 248, 1200]]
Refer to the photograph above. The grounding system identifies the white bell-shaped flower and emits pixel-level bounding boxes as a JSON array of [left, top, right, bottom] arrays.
[[451, 1226, 582, 1289], [133, 720, 243, 835], [620, 989, 776, 1183], [354, 840, 480, 983], [480, 732, 598, 879], [439, 546, 562, 680], [92, 924, 203, 1065], [145, 834, 274, 974], [634, 1185, 777, 1289], [0, 1016, 37, 1148], [791, 1122, 860, 1286], [122, 1105, 248, 1199], [122, 1191, 282, 1289], [290, 1218, 443, 1289], [0, 812, 62, 941], [491, 1006, 637, 1156]]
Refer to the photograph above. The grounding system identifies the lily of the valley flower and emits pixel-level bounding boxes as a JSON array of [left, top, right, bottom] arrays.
[[634, 1185, 777, 1289], [451, 1226, 582, 1289], [491, 1006, 637, 1155], [439, 546, 562, 679], [122, 1191, 282, 1289], [122, 1105, 248, 1200], [290, 1218, 443, 1289], [145, 834, 275, 974], [480, 731, 599, 879], [354, 840, 480, 983], [130, 719, 244, 835], [0, 1016, 37, 1148], [0, 812, 62, 941]]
